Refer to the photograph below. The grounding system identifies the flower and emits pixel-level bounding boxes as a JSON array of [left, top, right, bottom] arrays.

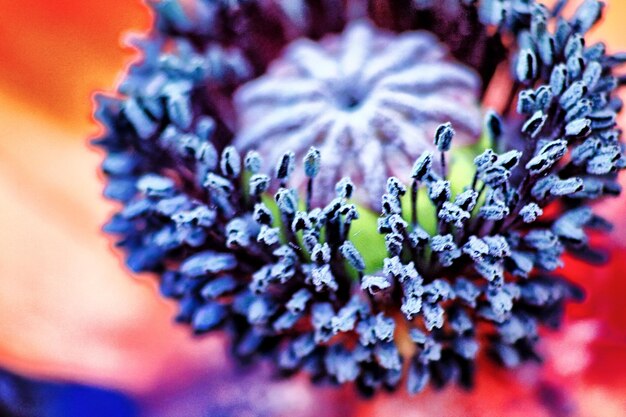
[[95, 0, 626, 396]]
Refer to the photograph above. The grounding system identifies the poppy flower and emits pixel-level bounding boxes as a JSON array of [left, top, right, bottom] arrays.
[[3, 1, 626, 416], [94, 0, 626, 398]]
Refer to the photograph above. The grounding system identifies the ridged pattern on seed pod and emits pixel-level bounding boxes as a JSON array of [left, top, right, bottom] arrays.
[[233, 20, 482, 209]]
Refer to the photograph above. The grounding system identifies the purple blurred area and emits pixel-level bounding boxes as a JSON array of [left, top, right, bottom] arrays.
[[141, 363, 352, 417]]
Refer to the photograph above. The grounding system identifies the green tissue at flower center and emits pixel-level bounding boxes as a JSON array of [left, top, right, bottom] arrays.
[[350, 138, 487, 275]]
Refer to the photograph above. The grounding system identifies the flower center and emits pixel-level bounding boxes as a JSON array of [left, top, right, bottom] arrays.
[[338, 89, 364, 111], [233, 20, 483, 210]]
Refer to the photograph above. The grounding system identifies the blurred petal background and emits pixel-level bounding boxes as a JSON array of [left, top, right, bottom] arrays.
[[0, 1, 625, 416]]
